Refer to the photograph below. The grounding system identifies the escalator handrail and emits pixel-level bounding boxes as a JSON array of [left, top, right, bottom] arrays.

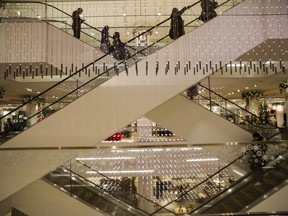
[[197, 83, 280, 130], [150, 154, 245, 215], [72, 159, 175, 214], [46, 167, 150, 216], [266, 129, 288, 141], [189, 139, 288, 214], [57, 166, 154, 216], [194, 92, 278, 132]]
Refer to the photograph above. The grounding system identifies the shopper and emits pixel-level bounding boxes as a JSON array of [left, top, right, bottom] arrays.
[[112, 32, 130, 60], [72, 8, 85, 39], [100, 25, 113, 53], [4, 118, 15, 136], [247, 132, 268, 185], [248, 132, 267, 170], [199, 0, 218, 23], [169, 5, 192, 40]]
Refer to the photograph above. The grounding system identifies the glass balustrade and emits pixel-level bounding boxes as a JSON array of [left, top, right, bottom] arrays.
[[44, 167, 150, 216], [192, 141, 288, 214], [182, 81, 283, 140], [61, 144, 248, 215], [56, 163, 174, 215]]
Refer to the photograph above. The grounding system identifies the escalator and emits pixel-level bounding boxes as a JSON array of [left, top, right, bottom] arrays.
[[1, 0, 287, 205], [188, 82, 284, 140], [146, 80, 287, 145], [145, 140, 288, 215], [194, 152, 288, 214], [44, 167, 150, 216]]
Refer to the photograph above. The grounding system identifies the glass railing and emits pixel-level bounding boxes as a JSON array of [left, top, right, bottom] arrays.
[[61, 159, 176, 215], [191, 141, 288, 214], [149, 140, 288, 215], [149, 155, 248, 215], [54, 143, 248, 215], [0, 0, 246, 145], [183, 82, 282, 140], [44, 167, 150, 216]]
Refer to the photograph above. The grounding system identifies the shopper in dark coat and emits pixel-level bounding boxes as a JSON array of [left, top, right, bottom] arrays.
[[169, 7, 186, 40], [199, 0, 218, 23], [112, 32, 130, 60], [72, 8, 85, 39], [100, 25, 113, 53], [169, 5, 192, 40]]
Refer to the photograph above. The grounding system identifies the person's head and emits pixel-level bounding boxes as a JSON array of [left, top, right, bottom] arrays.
[[252, 132, 263, 141], [77, 8, 83, 14], [171, 7, 179, 15], [113, 32, 120, 39]]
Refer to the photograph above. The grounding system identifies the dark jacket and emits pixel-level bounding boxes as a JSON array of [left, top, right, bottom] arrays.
[[199, 0, 218, 23], [112, 32, 130, 60], [169, 7, 187, 40], [72, 9, 84, 29], [100, 26, 113, 53]]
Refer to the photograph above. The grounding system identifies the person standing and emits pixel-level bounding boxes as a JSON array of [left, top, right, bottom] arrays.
[[199, 0, 218, 23], [4, 118, 15, 136], [100, 25, 113, 53], [169, 5, 192, 40], [72, 8, 85, 39], [112, 32, 130, 60]]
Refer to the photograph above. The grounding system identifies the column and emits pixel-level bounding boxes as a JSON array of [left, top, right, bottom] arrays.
[[275, 104, 284, 127]]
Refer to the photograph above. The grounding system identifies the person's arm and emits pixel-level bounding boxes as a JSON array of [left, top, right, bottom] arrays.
[[186, 4, 193, 10], [179, 6, 187, 15], [80, 16, 85, 23]]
